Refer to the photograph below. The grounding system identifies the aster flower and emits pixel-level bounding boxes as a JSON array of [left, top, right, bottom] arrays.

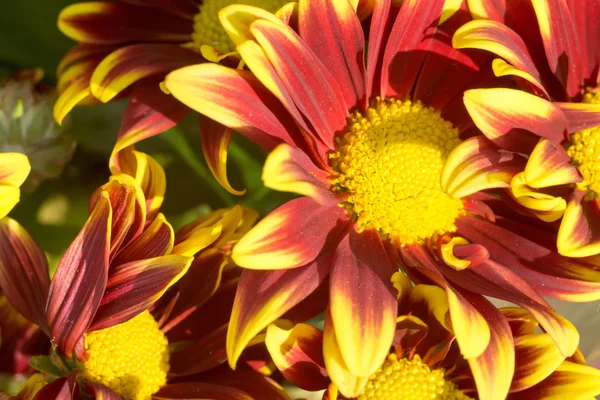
[[0, 153, 286, 399], [265, 276, 600, 399], [163, 0, 582, 390], [0, 152, 30, 219], [451, 0, 600, 259], [55, 0, 296, 194]]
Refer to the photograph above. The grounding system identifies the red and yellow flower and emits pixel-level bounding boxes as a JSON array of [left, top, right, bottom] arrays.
[[0, 152, 30, 219], [0, 153, 286, 399], [266, 276, 600, 399], [162, 0, 588, 389], [55, 0, 296, 194], [451, 0, 600, 258]]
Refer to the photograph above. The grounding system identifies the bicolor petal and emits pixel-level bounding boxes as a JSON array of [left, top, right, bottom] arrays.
[[53, 76, 94, 125], [510, 333, 565, 392], [558, 192, 600, 258], [524, 139, 581, 188], [0, 218, 49, 332], [232, 197, 348, 270], [557, 102, 600, 133], [46, 193, 111, 358], [265, 321, 329, 391], [89, 254, 192, 331], [169, 323, 228, 376], [218, 4, 288, 48], [510, 173, 567, 222], [84, 383, 122, 400], [112, 213, 173, 266], [154, 383, 253, 400], [329, 229, 398, 377], [226, 255, 331, 368], [0, 152, 31, 187], [263, 144, 340, 206], [500, 307, 539, 336]]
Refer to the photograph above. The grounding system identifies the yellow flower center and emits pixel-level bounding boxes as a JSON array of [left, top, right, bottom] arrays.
[[81, 311, 169, 400], [189, 0, 290, 54], [330, 99, 463, 245], [358, 354, 470, 400], [567, 87, 600, 197]]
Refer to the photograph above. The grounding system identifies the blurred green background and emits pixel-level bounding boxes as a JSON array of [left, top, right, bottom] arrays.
[[1, 0, 293, 263]]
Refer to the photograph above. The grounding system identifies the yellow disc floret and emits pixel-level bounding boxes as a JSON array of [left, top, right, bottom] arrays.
[[189, 0, 290, 54], [81, 311, 169, 400], [330, 98, 463, 245], [358, 354, 471, 400], [567, 87, 600, 198]]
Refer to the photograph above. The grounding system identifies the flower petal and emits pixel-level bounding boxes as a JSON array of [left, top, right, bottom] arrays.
[[112, 213, 173, 266], [46, 193, 111, 358], [53, 76, 93, 125], [524, 138, 581, 188], [263, 144, 341, 206], [558, 192, 600, 258], [58, 2, 192, 44], [89, 254, 192, 331], [500, 307, 539, 336], [32, 373, 78, 400], [265, 321, 329, 391], [463, 88, 568, 145], [0, 153, 31, 187], [557, 102, 600, 133], [0, 218, 49, 333], [0, 186, 21, 220], [154, 383, 253, 400], [199, 118, 245, 196], [441, 135, 527, 198], [84, 382, 123, 400], [298, 0, 365, 109], [510, 333, 565, 392], [226, 255, 331, 368], [169, 323, 228, 376], [232, 197, 348, 270], [165, 64, 298, 150], [202, 368, 290, 400], [329, 229, 398, 377], [91, 44, 203, 103]]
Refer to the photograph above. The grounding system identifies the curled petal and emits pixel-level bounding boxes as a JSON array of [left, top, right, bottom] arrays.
[[0, 218, 49, 333], [226, 255, 331, 368], [46, 194, 111, 358], [112, 213, 173, 266], [329, 229, 398, 377], [53, 76, 93, 125], [232, 197, 348, 270], [558, 192, 600, 257], [510, 173, 566, 222], [263, 144, 341, 206], [491, 58, 548, 97], [89, 254, 192, 331], [510, 333, 565, 392], [525, 138, 581, 188], [219, 4, 288, 48], [441, 136, 527, 198], [265, 321, 329, 391], [500, 307, 539, 336]]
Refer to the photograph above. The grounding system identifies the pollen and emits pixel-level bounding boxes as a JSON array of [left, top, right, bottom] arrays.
[[81, 311, 169, 400], [330, 98, 463, 245], [358, 354, 471, 400], [189, 0, 290, 54], [567, 87, 600, 198]]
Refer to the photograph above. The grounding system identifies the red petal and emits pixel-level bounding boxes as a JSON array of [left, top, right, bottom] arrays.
[[46, 194, 111, 358], [0, 219, 50, 333], [154, 383, 252, 400], [169, 323, 228, 376], [557, 102, 600, 133], [33, 373, 79, 400], [83, 383, 123, 400], [121, 0, 197, 20]]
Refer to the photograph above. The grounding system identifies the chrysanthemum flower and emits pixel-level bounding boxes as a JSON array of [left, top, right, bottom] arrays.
[[265, 276, 600, 399], [55, 0, 297, 194], [0, 154, 286, 399], [0, 152, 30, 219], [163, 0, 583, 386], [451, 1, 600, 259]]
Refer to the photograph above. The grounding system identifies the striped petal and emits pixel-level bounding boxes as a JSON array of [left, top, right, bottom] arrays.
[[510, 333, 565, 392], [557, 102, 600, 133], [511, 361, 600, 399], [110, 78, 189, 173], [218, 4, 288, 48], [452, 19, 541, 81], [250, 19, 347, 147], [199, 117, 244, 196], [89, 254, 192, 331], [490, 58, 548, 96], [91, 44, 203, 103], [263, 144, 341, 206], [154, 383, 253, 400], [226, 255, 331, 368], [531, 0, 583, 98], [364, 0, 390, 103], [46, 193, 111, 358], [441, 136, 527, 199], [0, 218, 49, 333], [524, 138, 581, 188], [169, 323, 227, 376], [32, 373, 78, 400], [58, 2, 192, 44], [558, 192, 600, 258], [112, 213, 173, 266], [204, 369, 290, 400], [322, 309, 368, 398], [510, 172, 566, 222], [298, 0, 365, 109], [165, 64, 298, 150], [463, 88, 568, 145], [380, 0, 445, 99], [265, 321, 329, 391], [232, 197, 348, 270], [464, 294, 514, 400], [500, 307, 539, 336], [329, 229, 398, 377]]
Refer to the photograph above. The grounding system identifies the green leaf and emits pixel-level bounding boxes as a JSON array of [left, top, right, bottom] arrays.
[[29, 355, 63, 377]]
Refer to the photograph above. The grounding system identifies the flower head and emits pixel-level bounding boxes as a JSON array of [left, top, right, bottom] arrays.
[[163, 2, 586, 397], [452, 0, 600, 258], [265, 277, 600, 399]]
